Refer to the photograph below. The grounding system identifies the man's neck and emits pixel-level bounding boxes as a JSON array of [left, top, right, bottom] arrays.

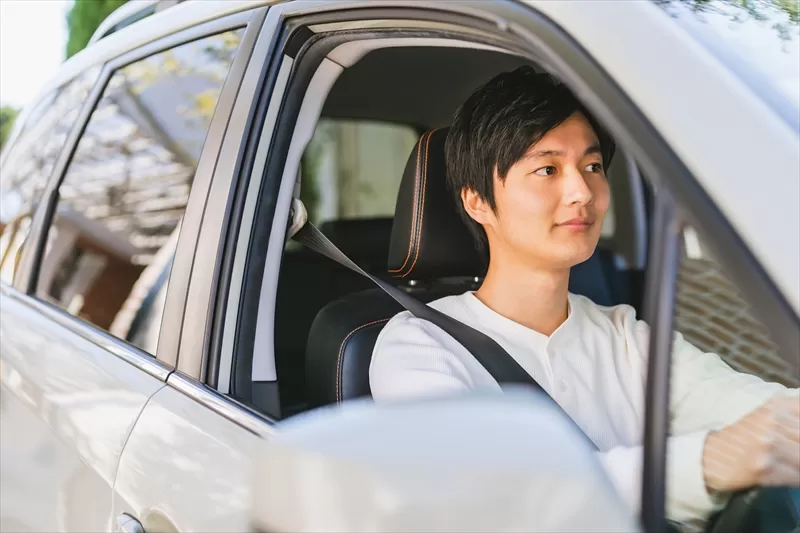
[[474, 254, 570, 337]]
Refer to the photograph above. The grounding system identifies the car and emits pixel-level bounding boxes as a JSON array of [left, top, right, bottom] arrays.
[[0, 0, 797, 532]]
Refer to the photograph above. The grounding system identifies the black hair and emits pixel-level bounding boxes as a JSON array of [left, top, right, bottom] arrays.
[[444, 66, 616, 259]]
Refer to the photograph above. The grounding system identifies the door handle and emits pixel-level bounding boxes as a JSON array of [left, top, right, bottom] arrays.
[[116, 513, 145, 533]]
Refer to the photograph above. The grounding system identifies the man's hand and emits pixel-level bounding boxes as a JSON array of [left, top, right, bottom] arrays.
[[702, 395, 800, 493]]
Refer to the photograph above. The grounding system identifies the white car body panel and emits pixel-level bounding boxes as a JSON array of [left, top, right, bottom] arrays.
[[0, 289, 165, 532], [113, 384, 262, 533]]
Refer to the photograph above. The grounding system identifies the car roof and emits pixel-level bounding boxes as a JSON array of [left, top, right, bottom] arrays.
[[87, 0, 162, 46]]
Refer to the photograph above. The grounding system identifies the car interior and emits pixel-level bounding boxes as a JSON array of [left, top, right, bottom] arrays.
[[233, 36, 650, 419]]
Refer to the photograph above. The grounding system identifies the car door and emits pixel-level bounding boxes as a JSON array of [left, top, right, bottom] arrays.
[[0, 281, 171, 533], [0, 9, 255, 533]]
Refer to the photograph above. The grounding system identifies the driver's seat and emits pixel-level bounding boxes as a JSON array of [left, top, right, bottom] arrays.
[[305, 128, 620, 408]]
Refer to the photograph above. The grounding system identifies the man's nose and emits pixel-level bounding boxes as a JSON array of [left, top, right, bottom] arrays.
[[563, 167, 593, 206]]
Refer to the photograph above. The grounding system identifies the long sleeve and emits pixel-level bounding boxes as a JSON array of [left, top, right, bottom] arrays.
[[598, 321, 797, 523], [596, 432, 721, 525]]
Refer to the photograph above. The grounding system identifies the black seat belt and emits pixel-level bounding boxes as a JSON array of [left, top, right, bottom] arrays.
[[293, 220, 597, 449]]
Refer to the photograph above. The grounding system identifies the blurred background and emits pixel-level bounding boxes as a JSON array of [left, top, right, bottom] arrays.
[[1, 0, 123, 150]]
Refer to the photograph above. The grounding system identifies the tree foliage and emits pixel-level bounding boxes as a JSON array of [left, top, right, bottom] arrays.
[[660, 0, 799, 41], [0, 106, 20, 152], [66, 0, 129, 59]]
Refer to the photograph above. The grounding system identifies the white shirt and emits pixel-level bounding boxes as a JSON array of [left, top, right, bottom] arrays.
[[369, 291, 794, 524]]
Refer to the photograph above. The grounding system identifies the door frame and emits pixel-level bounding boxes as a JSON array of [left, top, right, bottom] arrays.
[[180, 1, 536, 414]]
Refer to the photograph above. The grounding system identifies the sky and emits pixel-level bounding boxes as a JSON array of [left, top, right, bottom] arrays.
[[0, 0, 71, 109]]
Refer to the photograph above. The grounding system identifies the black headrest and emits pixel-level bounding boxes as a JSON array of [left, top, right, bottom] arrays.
[[387, 128, 484, 280]]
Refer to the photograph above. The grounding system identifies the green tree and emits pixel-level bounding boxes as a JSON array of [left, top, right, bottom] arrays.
[[0, 106, 20, 151], [66, 0, 128, 59], [660, 0, 799, 41]]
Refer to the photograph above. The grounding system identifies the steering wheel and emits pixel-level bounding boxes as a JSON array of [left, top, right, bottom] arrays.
[[704, 487, 800, 533]]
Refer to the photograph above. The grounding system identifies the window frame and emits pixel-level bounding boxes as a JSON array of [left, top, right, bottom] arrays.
[[12, 8, 262, 371], [186, 4, 532, 414]]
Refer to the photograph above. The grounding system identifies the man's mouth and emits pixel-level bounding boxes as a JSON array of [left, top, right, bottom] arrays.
[[556, 218, 593, 231]]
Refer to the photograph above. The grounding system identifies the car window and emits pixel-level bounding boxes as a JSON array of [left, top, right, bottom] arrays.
[[300, 119, 419, 225], [674, 227, 798, 388], [667, 226, 798, 531], [35, 29, 244, 356], [0, 69, 100, 284]]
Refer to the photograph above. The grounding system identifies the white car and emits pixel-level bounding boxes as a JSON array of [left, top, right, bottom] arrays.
[[0, 0, 797, 532]]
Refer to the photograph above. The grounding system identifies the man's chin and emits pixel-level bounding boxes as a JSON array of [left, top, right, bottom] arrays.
[[559, 244, 598, 268]]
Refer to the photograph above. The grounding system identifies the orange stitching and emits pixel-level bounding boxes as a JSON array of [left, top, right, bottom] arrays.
[[400, 129, 439, 278], [336, 318, 391, 403], [388, 133, 427, 273]]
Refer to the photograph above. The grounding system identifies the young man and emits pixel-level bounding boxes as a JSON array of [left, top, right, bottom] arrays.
[[369, 67, 799, 524]]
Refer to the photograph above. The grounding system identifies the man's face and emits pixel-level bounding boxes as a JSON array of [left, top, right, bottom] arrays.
[[472, 112, 610, 270]]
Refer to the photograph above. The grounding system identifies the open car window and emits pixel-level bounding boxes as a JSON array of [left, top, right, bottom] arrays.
[[667, 226, 799, 531], [675, 228, 798, 388]]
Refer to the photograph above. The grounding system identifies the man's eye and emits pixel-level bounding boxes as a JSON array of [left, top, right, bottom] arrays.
[[585, 162, 603, 173], [534, 166, 557, 176]]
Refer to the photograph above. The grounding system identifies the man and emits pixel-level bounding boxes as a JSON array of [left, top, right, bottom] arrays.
[[369, 67, 799, 523]]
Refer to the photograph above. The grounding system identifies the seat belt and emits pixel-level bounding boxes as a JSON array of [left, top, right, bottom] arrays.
[[293, 222, 542, 388], [292, 214, 597, 449]]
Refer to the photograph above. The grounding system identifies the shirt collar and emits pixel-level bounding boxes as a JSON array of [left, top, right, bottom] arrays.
[[457, 292, 581, 349]]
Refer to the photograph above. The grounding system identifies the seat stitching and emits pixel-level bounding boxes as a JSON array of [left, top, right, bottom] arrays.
[[400, 128, 440, 278], [388, 132, 427, 273], [336, 318, 391, 403]]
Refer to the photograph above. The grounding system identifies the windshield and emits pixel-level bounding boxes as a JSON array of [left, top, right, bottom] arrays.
[[655, 0, 799, 110]]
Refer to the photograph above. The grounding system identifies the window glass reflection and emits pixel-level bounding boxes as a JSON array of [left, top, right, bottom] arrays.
[[0, 68, 100, 284], [38, 29, 244, 355]]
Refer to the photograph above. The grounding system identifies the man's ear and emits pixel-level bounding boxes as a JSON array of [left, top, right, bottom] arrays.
[[461, 188, 494, 226]]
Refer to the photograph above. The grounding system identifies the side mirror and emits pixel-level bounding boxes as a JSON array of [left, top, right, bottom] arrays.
[[251, 389, 638, 532]]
